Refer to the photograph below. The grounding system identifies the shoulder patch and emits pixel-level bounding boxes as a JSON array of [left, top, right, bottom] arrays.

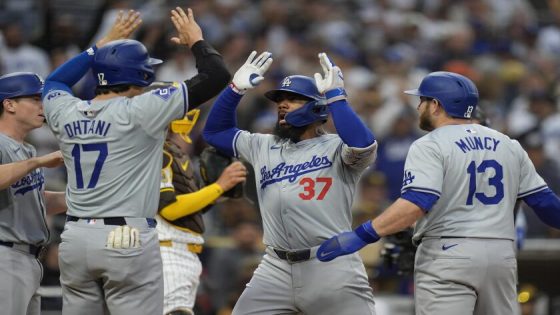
[[46, 91, 63, 101], [151, 86, 179, 101]]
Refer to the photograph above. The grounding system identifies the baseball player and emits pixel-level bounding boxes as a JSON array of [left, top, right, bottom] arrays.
[[317, 72, 560, 315], [0, 72, 66, 315], [203, 51, 378, 314], [157, 115, 246, 315], [42, 8, 230, 315]]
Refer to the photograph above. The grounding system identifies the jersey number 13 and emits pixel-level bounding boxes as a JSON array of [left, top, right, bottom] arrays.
[[466, 159, 504, 205]]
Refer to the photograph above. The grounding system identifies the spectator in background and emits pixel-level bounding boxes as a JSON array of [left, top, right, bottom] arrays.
[[156, 47, 198, 82], [518, 131, 560, 238], [206, 221, 263, 313], [526, 91, 560, 169], [374, 108, 420, 201], [0, 22, 50, 77]]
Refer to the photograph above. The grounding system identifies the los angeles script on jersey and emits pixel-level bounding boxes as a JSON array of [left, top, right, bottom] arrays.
[[63, 120, 112, 138], [11, 169, 44, 196], [259, 155, 333, 189]]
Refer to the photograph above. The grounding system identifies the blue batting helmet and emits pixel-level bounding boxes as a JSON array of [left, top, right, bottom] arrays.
[[0, 72, 44, 103], [404, 71, 478, 119], [92, 39, 162, 87], [264, 75, 328, 127]]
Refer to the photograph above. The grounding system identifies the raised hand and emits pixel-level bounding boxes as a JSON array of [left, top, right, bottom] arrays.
[[216, 161, 247, 191], [313, 52, 346, 103], [231, 51, 273, 94], [170, 7, 203, 48], [97, 10, 142, 48]]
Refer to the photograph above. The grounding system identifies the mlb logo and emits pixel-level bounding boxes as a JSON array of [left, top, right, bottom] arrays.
[[86, 219, 97, 224], [281, 77, 291, 87], [84, 110, 96, 118]]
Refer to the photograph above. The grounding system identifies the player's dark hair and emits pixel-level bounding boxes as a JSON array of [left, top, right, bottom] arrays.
[[420, 96, 434, 103], [94, 84, 134, 96]]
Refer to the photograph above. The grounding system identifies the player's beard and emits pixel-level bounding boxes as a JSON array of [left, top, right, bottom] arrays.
[[419, 107, 435, 131], [273, 121, 307, 142]]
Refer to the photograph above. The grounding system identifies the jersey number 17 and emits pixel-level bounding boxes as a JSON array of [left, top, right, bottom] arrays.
[[71, 143, 108, 189]]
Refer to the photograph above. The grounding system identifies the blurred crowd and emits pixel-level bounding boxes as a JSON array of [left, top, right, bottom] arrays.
[[2, 0, 560, 314]]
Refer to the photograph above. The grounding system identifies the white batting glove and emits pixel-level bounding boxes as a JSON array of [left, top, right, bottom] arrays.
[[106, 226, 140, 249], [231, 51, 273, 94], [313, 52, 347, 103]]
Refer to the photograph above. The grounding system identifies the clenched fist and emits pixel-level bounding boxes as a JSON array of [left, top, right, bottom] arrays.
[[37, 151, 64, 168]]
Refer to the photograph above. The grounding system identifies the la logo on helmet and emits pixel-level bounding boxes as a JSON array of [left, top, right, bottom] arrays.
[[281, 77, 291, 87]]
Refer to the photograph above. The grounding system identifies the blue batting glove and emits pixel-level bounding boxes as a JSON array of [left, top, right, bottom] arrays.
[[317, 231, 367, 262], [317, 220, 380, 262]]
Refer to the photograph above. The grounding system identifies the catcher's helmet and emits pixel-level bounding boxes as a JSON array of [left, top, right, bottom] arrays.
[[265, 75, 328, 127], [0, 72, 44, 103], [405, 71, 478, 119], [171, 109, 200, 144], [92, 39, 162, 87]]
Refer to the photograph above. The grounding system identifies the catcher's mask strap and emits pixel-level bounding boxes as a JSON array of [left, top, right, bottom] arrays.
[[171, 109, 200, 143]]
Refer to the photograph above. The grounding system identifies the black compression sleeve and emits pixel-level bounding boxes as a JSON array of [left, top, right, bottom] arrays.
[[185, 40, 231, 108]]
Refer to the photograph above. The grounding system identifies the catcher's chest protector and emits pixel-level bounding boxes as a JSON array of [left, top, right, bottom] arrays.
[[159, 141, 205, 233]]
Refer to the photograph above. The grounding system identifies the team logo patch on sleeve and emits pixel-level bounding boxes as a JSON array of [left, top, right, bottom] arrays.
[[402, 170, 415, 186], [152, 86, 179, 101]]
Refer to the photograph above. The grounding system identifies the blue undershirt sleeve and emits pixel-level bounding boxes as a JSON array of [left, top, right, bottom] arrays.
[[202, 86, 243, 156], [522, 188, 560, 229], [328, 100, 375, 148], [43, 47, 97, 98], [401, 189, 440, 212]]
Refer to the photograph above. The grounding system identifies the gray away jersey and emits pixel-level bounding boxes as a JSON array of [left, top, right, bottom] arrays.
[[43, 83, 188, 218], [0, 133, 49, 245], [401, 124, 547, 243], [234, 131, 377, 250]]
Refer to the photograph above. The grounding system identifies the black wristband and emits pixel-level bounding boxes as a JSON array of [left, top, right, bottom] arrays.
[[191, 40, 221, 58]]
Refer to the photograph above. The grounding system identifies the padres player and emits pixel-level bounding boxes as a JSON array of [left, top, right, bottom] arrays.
[[318, 72, 560, 315], [203, 51, 377, 314], [157, 115, 246, 314], [0, 72, 66, 315], [42, 8, 229, 315]]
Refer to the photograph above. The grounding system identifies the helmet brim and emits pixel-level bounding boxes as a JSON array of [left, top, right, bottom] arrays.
[[404, 89, 422, 96], [148, 57, 163, 65], [264, 89, 314, 102]]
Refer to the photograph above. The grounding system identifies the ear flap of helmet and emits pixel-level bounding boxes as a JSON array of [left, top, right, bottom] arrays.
[[170, 109, 200, 143], [284, 99, 329, 127]]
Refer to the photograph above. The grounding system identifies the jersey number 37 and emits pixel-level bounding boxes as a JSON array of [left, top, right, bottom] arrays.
[[299, 177, 333, 200]]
